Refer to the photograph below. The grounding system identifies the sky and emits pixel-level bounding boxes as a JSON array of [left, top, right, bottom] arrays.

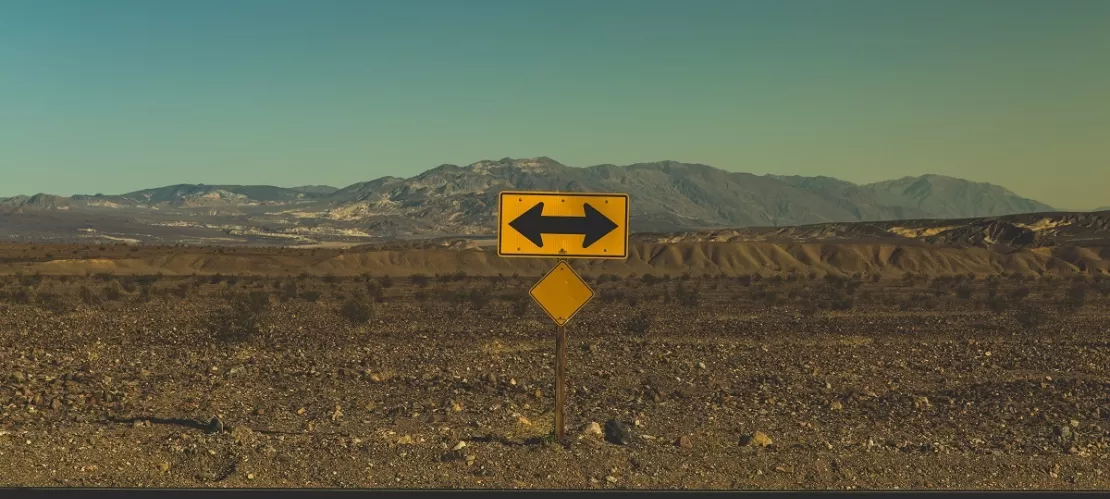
[[1, 0, 1107, 209]]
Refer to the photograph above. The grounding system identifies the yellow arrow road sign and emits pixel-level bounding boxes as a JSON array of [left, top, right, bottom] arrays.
[[497, 191, 629, 259], [529, 260, 594, 326]]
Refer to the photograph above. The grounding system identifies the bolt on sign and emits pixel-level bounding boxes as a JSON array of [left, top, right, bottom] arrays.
[[496, 190, 630, 444]]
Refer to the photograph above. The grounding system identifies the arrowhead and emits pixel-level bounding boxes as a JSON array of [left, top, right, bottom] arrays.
[[508, 202, 546, 247], [581, 202, 618, 248]]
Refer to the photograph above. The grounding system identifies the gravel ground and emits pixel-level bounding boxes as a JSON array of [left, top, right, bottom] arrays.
[[1, 276, 1109, 489]]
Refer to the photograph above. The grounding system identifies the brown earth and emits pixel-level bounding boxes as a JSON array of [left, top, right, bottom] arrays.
[[1, 260, 1110, 489], [2, 240, 1109, 279]]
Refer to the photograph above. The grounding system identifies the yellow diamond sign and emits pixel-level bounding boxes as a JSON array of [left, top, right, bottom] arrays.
[[529, 261, 594, 326]]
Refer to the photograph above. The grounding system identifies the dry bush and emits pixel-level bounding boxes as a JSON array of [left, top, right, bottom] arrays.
[[675, 284, 699, 308], [212, 291, 271, 344], [1062, 283, 1088, 309], [410, 273, 429, 287], [338, 291, 374, 325], [103, 282, 123, 301], [35, 291, 72, 314], [79, 285, 100, 306], [1015, 307, 1048, 330], [511, 295, 530, 317]]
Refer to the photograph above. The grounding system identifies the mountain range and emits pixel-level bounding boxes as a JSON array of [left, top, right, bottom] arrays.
[[0, 157, 1069, 245]]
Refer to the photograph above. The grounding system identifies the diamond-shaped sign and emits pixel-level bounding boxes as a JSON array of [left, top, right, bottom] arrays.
[[529, 260, 594, 326]]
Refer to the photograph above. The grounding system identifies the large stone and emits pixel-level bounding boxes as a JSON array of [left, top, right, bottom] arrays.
[[604, 419, 632, 445]]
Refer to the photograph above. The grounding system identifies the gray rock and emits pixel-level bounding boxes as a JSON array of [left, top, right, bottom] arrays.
[[604, 419, 632, 445], [208, 416, 224, 434]]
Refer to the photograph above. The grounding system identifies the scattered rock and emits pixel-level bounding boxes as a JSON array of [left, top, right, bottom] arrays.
[[913, 396, 931, 409], [697, 362, 706, 370], [396, 435, 414, 445], [158, 463, 170, 473], [677, 435, 693, 448], [606, 475, 618, 483], [604, 419, 632, 445], [207, 417, 224, 434], [581, 422, 603, 437], [1055, 425, 1073, 442], [486, 373, 497, 384], [517, 416, 532, 426], [740, 431, 773, 448], [829, 400, 843, 411], [452, 441, 467, 451]]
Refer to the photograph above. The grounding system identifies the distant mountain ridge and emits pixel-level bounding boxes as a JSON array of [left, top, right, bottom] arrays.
[[0, 157, 1064, 244]]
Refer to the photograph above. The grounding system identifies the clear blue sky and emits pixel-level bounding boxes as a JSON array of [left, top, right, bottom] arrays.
[[1, 0, 1107, 208]]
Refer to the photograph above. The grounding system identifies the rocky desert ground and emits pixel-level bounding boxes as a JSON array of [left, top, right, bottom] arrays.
[[1, 242, 1110, 490]]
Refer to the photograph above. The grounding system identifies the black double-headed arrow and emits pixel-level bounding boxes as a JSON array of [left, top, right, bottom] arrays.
[[508, 201, 618, 248]]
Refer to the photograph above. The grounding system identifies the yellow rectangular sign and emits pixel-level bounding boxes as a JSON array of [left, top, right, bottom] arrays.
[[497, 191, 629, 259]]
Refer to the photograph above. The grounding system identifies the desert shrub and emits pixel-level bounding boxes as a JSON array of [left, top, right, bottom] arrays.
[[279, 279, 298, 302], [414, 289, 429, 302], [984, 289, 1009, 314], [210, 274, 224, 285], [641, 274, 662, 286], [467, 288, 491, 310], [625, 314, 652, 337], [378, 275, 393, 288], [737, 274, 753, 287], [103, 282, 123, 301], [1062, 283, 1088, 309], [79, 285, 99, 306], [300, 290, 321, 302], [366, 281, 385, 303], [35, 291, 72, 314], [626, 294, 639, 307], [120, 280, 138, 293], [900, 293, 938, 311], [955, 285, 974, 300], [824, 275, 847, 289], [599, 289, 628, 304], [597, 273, 621, 284], [18, 273, 43, 288], [410, 273, 429, 287], [675, 284, 699, 307], [171, 282, 191, 299], [338, 292, 374, 325], [1015, 307, 1047, 330], [511, 296, 529, 317], [871, 274, 882, 283], [1009, 286, 1031, 301], [213, 291, 271, 344]]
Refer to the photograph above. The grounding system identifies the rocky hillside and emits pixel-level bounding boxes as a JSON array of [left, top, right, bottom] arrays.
[[0, 157, 1064, 245], [861, 174, 1055, 220]]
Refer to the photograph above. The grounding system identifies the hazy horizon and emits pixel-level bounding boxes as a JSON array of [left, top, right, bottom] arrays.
[[2, 0, 1107, 209]]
